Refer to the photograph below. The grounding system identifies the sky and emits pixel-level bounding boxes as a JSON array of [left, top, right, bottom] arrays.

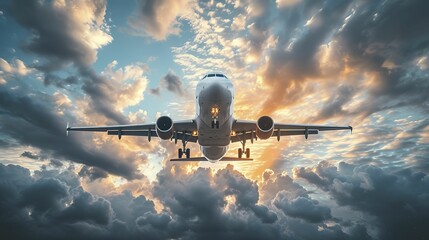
[[0, 0, 429, 239]]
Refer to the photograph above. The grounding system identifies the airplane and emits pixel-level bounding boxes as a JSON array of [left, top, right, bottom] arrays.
[[67, 72, 352, 162]]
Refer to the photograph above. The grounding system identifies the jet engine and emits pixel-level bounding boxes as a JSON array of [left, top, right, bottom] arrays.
[[256, 116, 274, 140], [156, 116, 174, 140]]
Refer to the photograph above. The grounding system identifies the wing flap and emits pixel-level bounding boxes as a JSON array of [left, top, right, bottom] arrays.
[[230, 129, 319, 142], [67, 123, 156, 132], [107, 130, 157, 137], [275, 123, 352, 132]]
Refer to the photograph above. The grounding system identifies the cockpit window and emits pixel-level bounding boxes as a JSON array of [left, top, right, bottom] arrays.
[[202, 73, 228, 79]]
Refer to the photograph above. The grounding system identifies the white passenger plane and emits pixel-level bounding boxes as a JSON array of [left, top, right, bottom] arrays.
[[67, 72, 352, 162]]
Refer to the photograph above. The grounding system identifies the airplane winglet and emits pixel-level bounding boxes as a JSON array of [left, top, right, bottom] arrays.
[[66, 122, 70, 136], [349, 126, 353, 134]]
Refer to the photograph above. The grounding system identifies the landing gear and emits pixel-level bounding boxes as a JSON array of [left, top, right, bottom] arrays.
[[178, 132, 191, 159], [185, 148, 190, 159], [237, 134, 251, 158], [211, 119, 219, 128], [178, 148, 183, 158]]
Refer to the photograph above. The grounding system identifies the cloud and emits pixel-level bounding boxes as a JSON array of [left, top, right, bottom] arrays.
[[80, 61, 149, 124], [0, 58, 33, 85], [274, 194, 332, 223], [0, 85, 141, 179], [0, 58, 32, 76], [20, 151, 40, 160], [43, 74, 79, 89], [5, 0, 139, 124], [257, 0, 429, 118], [294, 161, 429, 240], [79, 166, 109, 181], [160, 71, 186, 96], [7, 0, 112, 71], [0, 163, 115, 239], [0, 162, 380, 239], [312, 85, 354, 121], [128, 0, 192, 40], [259, 0, 353, 115]]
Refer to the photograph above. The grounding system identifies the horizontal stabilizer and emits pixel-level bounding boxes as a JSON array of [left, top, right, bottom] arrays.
[[170, 157, 253, 162]]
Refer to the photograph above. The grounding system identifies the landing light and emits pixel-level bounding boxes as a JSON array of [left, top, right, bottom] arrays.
[[211, 106, 219, 118], [192, 131, 198, 136], [231, 131, 236, 136]]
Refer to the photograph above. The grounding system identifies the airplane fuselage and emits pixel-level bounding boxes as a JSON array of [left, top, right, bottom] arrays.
[[195, 74, 234, 162]]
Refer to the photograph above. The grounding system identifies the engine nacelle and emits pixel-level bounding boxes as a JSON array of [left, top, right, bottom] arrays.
[[156, 116, 174, 140], [256, 116, 274, 140]]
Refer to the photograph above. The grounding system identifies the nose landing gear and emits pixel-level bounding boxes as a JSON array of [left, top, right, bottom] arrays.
[[211, 118, 219, 128]]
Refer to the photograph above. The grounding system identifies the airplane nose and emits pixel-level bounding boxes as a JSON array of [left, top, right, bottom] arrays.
[[201, 83, 230, 100]]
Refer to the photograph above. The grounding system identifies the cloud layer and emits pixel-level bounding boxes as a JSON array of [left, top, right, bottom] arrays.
[[1, 162, 428, 239], [1, 0, 429, 239]]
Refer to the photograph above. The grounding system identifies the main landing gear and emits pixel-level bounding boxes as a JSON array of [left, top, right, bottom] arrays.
[[178, 132, 191, 159], [238, 135, 250, 158], [211, 118, 219, 128]]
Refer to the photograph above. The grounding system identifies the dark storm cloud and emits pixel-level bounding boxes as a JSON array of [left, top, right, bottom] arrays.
[[0, 163, 115, 240], [79, 165, 109, 181], [260, 0, 353, 115], [80, 66, 129, 124], [6, 0, 106, 71], [160, 71, 186, 96], [149, 164, 282, 239], [259, 0, 429, 117], [295, 161, 429, 240], [0, 86, 140, 179], [0, 162, 394, 239], [49, 159, 64, 168], [6, 0, 128, 124], [312, 85, 354, 121], [332, 0, 429, 117], [20, 151, 40, 160], [44, 74, 79, 89], [274, 194, 332, 223]]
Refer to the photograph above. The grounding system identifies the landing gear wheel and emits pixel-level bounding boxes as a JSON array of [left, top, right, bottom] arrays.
[[178, 148, 183, 158], [245, 148, 250, 158], [238, 148, 243, 158], [185, 148, 190, 158]]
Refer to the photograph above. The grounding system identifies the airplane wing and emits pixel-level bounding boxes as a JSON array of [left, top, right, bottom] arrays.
[[66, 119, 198, 142], [231, 119, 352, 143]]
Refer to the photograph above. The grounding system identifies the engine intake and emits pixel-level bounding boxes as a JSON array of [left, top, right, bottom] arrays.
[[256, 116, 274, 140], [156, 116, 174, 140]]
